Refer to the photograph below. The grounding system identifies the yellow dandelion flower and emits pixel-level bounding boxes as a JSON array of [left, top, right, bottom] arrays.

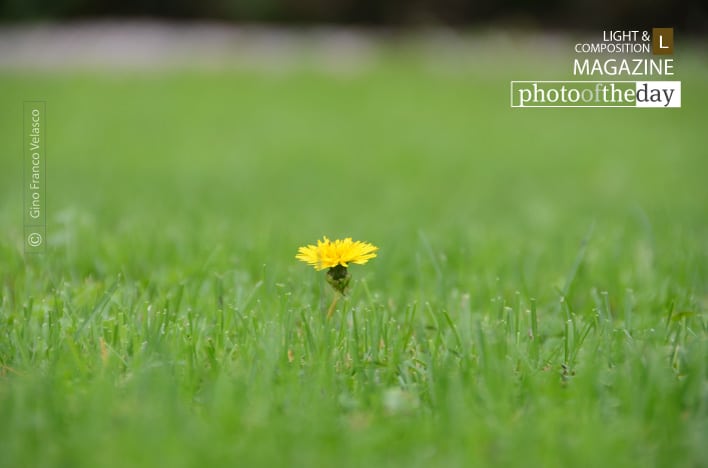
[[295, 237, 378, 271], [296, 236, 378, 301]]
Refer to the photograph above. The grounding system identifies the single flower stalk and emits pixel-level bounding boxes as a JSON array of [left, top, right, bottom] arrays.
[[296, 236, 378, 317]]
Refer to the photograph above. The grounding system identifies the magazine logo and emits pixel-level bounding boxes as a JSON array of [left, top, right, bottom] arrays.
[[652, 28, 674, 54], [511, 28, 680, 109]]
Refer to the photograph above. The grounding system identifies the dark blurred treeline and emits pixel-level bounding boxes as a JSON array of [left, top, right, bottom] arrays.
[[1, 0, 706, 31]]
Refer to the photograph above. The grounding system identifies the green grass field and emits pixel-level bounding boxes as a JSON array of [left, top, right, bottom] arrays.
[[1, 43, 707, 467]]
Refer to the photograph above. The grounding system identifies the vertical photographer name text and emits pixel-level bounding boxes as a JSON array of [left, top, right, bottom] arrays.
[[24, 101, 46, 253]]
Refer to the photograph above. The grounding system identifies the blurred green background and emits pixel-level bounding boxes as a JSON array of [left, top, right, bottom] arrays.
[[1, 40, 707, 280]]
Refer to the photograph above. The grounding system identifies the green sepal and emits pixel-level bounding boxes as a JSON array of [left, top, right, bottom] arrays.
[[326, 264, 351, 295]]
